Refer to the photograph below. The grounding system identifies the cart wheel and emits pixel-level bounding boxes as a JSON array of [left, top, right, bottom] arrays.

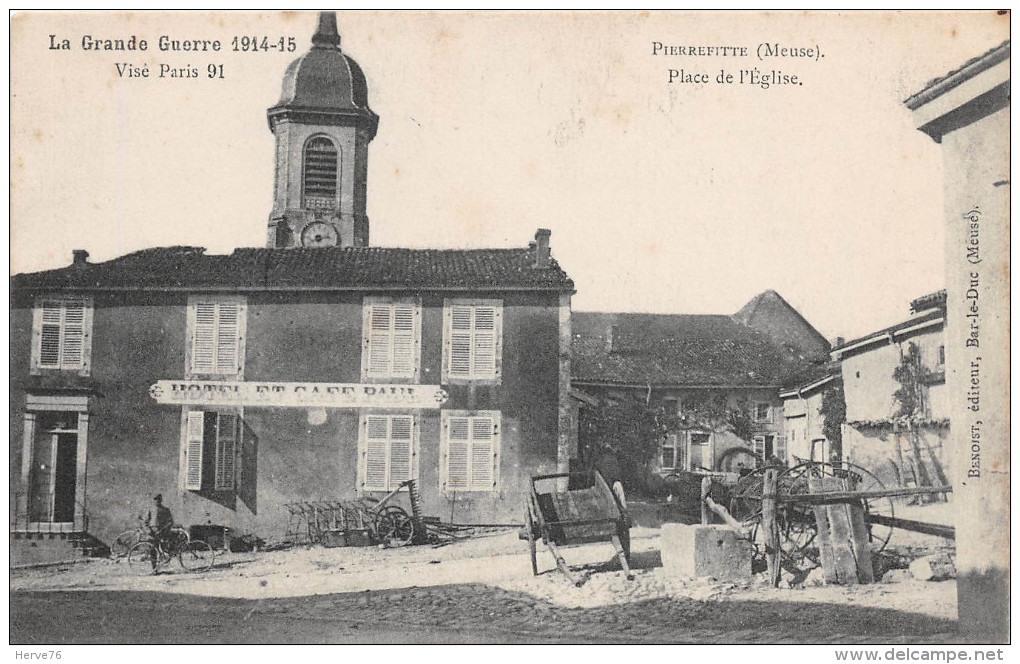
[[375, 506, 414, 547], [525, 499, 538, 576]]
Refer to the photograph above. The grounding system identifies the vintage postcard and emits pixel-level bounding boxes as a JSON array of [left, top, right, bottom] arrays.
[[9, 10, 1010, 649]]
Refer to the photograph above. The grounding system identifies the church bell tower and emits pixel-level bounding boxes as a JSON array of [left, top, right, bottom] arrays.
[[267, 12, 378, 249]]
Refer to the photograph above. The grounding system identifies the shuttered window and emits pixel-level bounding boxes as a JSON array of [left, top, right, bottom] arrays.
[[441, 411, 500, 492], [183, 411, 205, 490], [303, 136, 339, 210], [775, 435, 787, 464], [362, 298, 421, 381], [181, 410, 242, 492], [360, 414, 417, 492], [32, 298, 92, 373], [443, 300, 502, 382], [187, 298, 246, 377]]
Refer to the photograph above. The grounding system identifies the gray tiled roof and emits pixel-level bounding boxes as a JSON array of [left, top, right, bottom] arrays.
[[11, 245, 574, 292]]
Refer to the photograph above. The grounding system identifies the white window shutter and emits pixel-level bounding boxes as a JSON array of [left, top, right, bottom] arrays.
[[391, 304, 416, 378], [215, 303, 240, 374], [367, 303, 392, 376], [388, 416, 413, 486], [364, 416, 389, 491], [184, 411, 205, 490], [39, 302, 62, 367], [469, 417, 495, 489], [60, 301, 85, 367], [214, 413, 238, 491], [191, 303, 217, 373], [776, 435, 787, 463], [446, 416, 470, 490], [472, 307, 496, 377]]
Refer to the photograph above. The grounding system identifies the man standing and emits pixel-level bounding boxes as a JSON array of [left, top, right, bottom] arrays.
[[144, 494, 174, 571]]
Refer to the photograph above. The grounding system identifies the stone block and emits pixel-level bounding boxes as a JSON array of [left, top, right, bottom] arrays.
[[660, 523, 753, 580]]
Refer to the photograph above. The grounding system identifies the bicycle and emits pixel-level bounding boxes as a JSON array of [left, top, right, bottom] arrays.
[[126, 525, 213, 574], [111, 517, 191, 558]]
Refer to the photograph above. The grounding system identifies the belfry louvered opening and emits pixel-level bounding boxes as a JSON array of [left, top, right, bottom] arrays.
[[303, 136, 339, 210]]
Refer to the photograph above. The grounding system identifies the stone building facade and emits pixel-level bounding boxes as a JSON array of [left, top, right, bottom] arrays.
[[9, 14, 573, 564]]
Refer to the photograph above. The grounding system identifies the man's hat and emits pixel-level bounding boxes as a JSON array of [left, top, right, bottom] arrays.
[[153, 493, 163, 501]]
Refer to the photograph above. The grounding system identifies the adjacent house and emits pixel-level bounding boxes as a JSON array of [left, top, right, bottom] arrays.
[[9, 14, 573, 564], [830, 291, 949, 493], [779, 367, 840, 465], [571, 291, 828, 479]]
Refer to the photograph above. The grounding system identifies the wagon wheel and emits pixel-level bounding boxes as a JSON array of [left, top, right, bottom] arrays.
[[729, 466, 767, 524], [715, 446, 762, 473], [375, 506, 414, 547], [779, 461, 895, 567], [525, 498, 539, 576]]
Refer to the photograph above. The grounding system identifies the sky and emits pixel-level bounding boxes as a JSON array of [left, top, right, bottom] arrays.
[[10, 11, 1009, 341]]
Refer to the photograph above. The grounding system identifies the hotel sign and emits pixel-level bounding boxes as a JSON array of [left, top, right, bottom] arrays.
[[149, 380, 449, 409]]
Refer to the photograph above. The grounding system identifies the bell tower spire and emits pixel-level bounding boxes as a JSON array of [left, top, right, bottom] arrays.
[[266, 11, 378, 249]]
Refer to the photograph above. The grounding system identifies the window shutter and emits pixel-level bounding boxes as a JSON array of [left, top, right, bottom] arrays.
[[449, 306, 473, 378], [214, 413, 239, 491], [391, 304, 416, 377], [388, 416, 413, 486], [775, 435, 787, 463], [215, 303, 240, 374], [39, 303, 62, 367], [752, 435, 765, 458], [472, 307, 496, 377], [367, 303, 392, 376], [446, 416, 470, 490], [60, 301, 85, 367], [364, 416, 389, 491], [192, 303, 217, 373], [469, 417, 495, 489], [184, 411, 205, 490]]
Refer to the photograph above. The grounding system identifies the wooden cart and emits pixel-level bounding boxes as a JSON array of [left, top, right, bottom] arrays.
[[523, 471, 633, 585]]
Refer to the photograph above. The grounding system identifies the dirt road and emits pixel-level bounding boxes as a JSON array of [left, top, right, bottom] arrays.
[[11, 529, 962, 644]]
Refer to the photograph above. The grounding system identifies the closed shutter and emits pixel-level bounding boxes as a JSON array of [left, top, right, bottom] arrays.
[[752, 435, 766, 459], [214, 413, 239, 491], [366, 304, 392, 376], [388, 416, 413, 487], [364, 416, 389, 491], [472, 307, 496, 377], [391, 304, 416, 377], [446, 416, 470, 490], [191, 301, 242, 375], [469, 417, 495, 489], [61, 302, 85, 367], [184, 411, 205, 490], [215, 303, 240, 374], [448, 306, 473, 378], [39, 303, 63, 367]]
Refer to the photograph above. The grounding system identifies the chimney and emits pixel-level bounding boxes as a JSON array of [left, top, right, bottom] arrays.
[[605, 325, 616, 353], [533, 228, 551, 268], [72, 249, 89, 268], [834, 336, 845, 348]]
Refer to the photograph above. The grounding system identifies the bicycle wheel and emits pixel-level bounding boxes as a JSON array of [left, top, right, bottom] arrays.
[[179, 539, 214, 572], [110, 529, 141, 558], [127, 541, 159, 575]]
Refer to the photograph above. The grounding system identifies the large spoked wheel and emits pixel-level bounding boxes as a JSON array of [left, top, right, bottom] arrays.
[[715, 446, 762, 474], [779, 461, 895, 567], [179, 540, 215, 572], [110, 529, 141, 559], [375, 506, 415, 547], [126, 541, 159, 575], [525, 498, 539, 576]]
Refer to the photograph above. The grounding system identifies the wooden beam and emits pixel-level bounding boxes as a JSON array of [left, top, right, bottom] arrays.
[[784, 485, 953, 503], [866, 514, 956, 539], [762, 468, 781, 587]]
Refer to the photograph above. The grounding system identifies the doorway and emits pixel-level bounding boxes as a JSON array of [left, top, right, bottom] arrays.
[[29, 413, 79, 523]]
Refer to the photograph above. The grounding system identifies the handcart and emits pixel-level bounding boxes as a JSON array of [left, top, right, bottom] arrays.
[[522, 470, 633, 585]]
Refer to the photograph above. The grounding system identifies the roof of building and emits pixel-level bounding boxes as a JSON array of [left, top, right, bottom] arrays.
[[732, 289, 831, 361], [267, 12, 378, 135], [571, 308, 813, 388], [11, 245, 575, 292], [832, 306, 944, 357], [905, 39, 1010, 110]]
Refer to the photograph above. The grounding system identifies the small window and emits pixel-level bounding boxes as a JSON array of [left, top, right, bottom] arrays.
[[359, 414, 417, 492], [362, 298, 421, 382], [181, 410, 242, 492], [754, 403, 773, 424], [441, 411, 501, 492], [31, 297, 93, 374], [187, 297, 246, 377], [443, 300, 503, 383], [303, 136, 339, 210], [660, 434, 679, 470]]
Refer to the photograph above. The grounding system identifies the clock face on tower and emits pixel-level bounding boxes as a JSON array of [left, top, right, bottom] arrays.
[[300, 221, 339, 248]]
